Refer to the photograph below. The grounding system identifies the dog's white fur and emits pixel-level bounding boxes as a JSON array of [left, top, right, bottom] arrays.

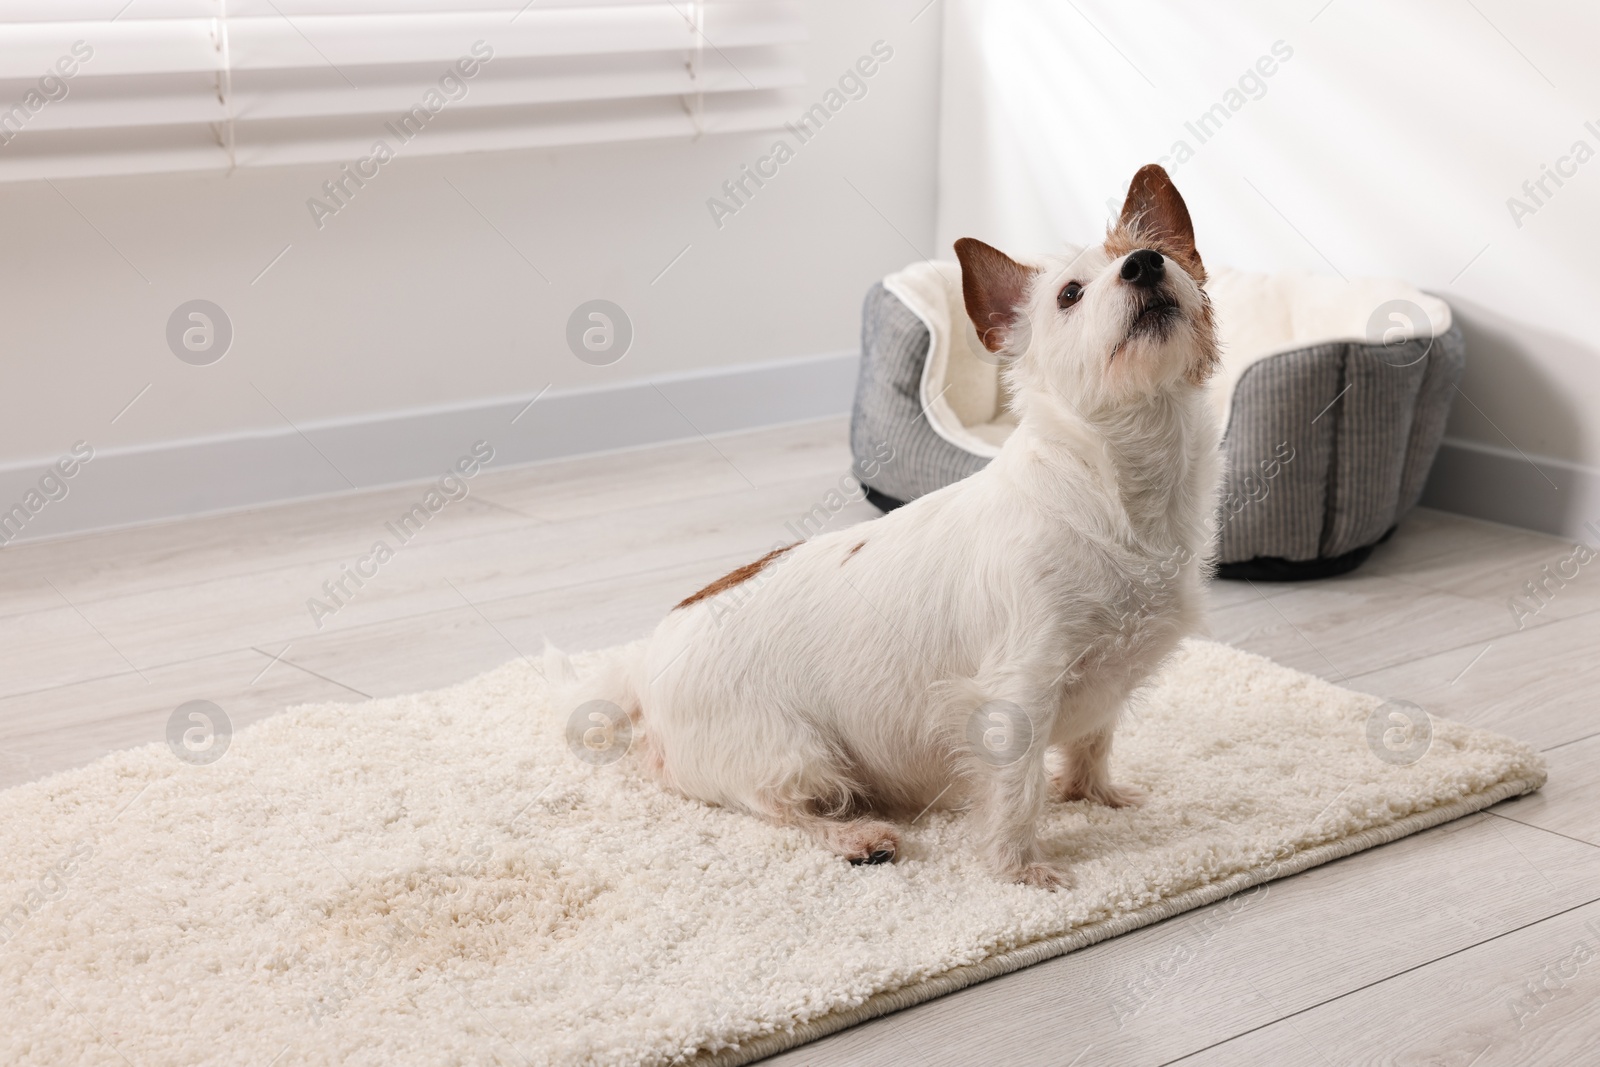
[[584, 166, 1222, 887]]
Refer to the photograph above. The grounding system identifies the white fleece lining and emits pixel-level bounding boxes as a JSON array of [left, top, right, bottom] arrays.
[[884, 260, 1010, 460], [0, 638, 1540, 1067], [885, 256, 1452, 452]]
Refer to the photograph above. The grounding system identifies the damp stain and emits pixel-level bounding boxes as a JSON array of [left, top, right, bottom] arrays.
[[315, 851, 610, 969]]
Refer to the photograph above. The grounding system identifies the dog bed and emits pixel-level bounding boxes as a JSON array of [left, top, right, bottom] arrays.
[[850, 257, 1464, 579]]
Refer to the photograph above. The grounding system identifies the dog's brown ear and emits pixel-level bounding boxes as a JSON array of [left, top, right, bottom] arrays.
[[1118, 164, 1201, 271], [954, 237, 1037, 354]]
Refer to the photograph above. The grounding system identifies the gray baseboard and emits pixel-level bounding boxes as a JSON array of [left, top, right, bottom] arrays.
[[1421, 437, 1600, 542], [0, 350, 859, 545], [6, 364, 1591, 548]]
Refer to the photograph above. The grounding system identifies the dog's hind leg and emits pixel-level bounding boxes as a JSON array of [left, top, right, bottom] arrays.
[[800, 815, 901, 865], [747, 785, 900, 865], [755, 808, 900, 865]]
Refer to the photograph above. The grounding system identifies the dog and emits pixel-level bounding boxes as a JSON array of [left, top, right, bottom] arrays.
[[583, 165, 1221, 888]]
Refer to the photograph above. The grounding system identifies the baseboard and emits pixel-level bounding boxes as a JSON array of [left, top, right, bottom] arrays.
[[1421, 437, 1600, 541], [0, 350, 859, 545], [8, 374, 1588, 548]]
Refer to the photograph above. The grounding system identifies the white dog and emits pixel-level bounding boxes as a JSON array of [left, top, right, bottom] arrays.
[[585, 165, 1221, 887]]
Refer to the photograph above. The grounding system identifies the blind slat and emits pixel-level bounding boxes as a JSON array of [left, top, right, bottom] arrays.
[[0, 48, 799, 132], [0, 90, 794, 182], [0, 5, 803, 78]]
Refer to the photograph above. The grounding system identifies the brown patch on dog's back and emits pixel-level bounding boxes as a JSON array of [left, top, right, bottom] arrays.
[[674, 543, 798, 610], [842, 540, 866, 565]]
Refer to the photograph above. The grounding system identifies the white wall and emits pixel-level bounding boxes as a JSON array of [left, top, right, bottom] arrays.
[[936, 0, 1600, 536], [0, 1, 941, 497]]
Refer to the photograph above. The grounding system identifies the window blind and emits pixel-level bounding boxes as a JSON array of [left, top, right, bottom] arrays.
[[0, 0, 806, 181]]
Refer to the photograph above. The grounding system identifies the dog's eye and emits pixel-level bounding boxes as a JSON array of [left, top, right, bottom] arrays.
[[1057, 282, 1084, 309]]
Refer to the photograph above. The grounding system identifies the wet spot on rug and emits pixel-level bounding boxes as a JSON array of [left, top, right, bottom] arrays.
[[315, 849, 610, 969]]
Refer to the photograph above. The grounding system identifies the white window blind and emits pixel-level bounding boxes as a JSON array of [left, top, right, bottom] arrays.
[[0, 0, 806, 182]]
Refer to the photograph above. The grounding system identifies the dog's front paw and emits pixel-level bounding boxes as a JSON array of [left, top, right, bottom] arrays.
[[1013, 861, 1073, 890], [1091, 782, 1148, 809], [1054, 774, 1148, 809]]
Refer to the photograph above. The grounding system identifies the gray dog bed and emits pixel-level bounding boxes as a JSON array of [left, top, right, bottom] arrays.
[[850, 258, 1464, 580]]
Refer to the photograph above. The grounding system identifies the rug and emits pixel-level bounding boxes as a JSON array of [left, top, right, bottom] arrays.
[[0, 639, 1544, 1067]]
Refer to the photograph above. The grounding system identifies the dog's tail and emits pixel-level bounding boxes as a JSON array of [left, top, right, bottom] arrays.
[[545, 638, 648, 726], [552, 638, 663, 777]]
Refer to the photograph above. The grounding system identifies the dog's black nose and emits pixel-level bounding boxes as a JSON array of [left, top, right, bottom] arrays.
[[1120, 248, 1165, 288]]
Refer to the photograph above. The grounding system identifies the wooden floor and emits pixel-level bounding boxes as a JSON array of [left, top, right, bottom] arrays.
[[3, 417, 1596, 1065]]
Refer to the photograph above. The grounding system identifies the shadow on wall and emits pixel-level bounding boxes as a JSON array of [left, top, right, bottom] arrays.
[[1444, 294, 1584, 461], [1423, 292, 1591, 535]]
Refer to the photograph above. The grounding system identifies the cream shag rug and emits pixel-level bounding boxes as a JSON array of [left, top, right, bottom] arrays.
[[0, 639, 1543, 1067]]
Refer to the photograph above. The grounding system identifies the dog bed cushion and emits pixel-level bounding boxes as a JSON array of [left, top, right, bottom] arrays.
[[851, 255, 1464, 578]]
